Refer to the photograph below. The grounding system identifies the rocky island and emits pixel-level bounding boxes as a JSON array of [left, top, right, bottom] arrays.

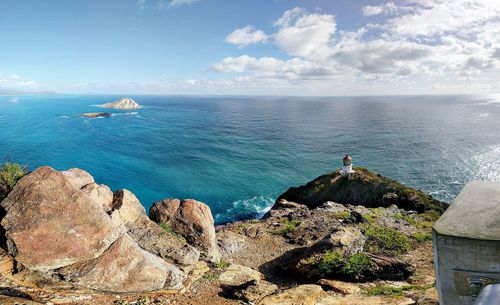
[[80, 112, 111, 118], [98, 98, 142, 110], [0, 164, 443, 305]]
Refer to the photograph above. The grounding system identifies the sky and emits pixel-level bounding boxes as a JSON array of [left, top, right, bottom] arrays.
[[1, 0, 500, 96]]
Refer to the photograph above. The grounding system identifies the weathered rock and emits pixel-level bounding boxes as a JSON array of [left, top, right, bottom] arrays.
[[274, 168, 447, 213], [317, 226, 366, 256], [417, 288, 439, 305], [366, 253, 414, 280], [0, 166, 122, 272], [150, 198, 220, 262], [62, 168, 114, 211], [258, 284, 326, 305], [81, 183, 114, 212], [189, 261, 210, 282], [230, 280, 278, 303], [0, 295, 43, 305], [317, 279, 361, 295], [58, 234, 184, 292], [219, 264, 262, 287], [80, 112, 111, 118], [315, 296, 415, 305], [110, 190, 200, 266]]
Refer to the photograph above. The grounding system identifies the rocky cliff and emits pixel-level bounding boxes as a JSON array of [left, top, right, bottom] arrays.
[[98, 98, 142, 109], [0, 165, 443, 305]]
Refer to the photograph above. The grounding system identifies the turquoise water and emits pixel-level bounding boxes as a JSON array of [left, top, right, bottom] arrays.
[[0, 94, 499, 223]]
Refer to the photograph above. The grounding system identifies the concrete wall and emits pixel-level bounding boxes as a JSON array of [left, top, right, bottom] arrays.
[[434, 232, 500, 305]]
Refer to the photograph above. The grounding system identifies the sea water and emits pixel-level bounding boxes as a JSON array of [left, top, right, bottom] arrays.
[[0, 94, 499, 223]]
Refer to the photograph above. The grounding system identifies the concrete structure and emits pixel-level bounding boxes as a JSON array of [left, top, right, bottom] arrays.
[[433, 181, 500, 305]]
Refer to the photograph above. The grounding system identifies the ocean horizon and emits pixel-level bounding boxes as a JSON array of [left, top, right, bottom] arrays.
[[1, 94, 499, 223]]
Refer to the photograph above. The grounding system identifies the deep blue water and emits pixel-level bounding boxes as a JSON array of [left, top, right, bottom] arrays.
[[0, 94, 499, 223]]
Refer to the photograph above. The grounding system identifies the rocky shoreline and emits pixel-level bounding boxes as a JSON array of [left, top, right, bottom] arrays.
[[0, 166, 443, 305]]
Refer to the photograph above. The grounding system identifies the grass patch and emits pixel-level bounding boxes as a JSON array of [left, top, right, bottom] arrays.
[[330, 210, 351, 219], [272, 219, 301, 235], [160, 223, 186, 243], [367, 283, 434, 297], [0, 162, 27, 197], [362, 223, 412, 255], [411, 231, 433, 242], [341, 253, 372, 277], [214, 259, 229, 269], [393, 213, 418, 227]]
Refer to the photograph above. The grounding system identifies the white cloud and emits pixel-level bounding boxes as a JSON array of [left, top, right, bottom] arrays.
[[167, 0, 200, 8], [274, 7, 336, 58], [141, 0, 200, 10], [213, 1, 500, 94], [225, 26, 268, 48]]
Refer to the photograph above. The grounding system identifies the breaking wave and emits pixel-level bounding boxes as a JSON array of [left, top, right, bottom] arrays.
[[214, 195, 275, 224]]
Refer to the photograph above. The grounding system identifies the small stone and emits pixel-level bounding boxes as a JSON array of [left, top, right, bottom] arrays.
[[258, 285, 326, 305]]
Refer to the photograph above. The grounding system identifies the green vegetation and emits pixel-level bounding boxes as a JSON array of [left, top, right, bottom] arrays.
[[330, 210, 351, 219], [393, 212, 419, 227], [214, 259, 229, 269], [411, 231, 433, 242], [367, 283, 435, 297], [362, 223, 412, 255], [272, 219, 301, 235], [0, 162, 27, 196], [160, 223, 186, 243], [317, 250, 373, 279]]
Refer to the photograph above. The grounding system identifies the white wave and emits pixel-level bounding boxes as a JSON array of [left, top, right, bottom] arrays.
[[111, 112, 139, 117], [214, 195, 275, 224], [59, 115, 70, 118], [8, 98, 19, 103]]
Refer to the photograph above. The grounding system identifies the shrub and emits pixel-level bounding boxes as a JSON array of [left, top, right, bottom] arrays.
[[362, 223, 412, 255], [411, 231, 433, 242], [0, 162, 27, 195], [367, 285, 410, 296], [318, 249, 343, 273], [341, 253, 372, 277]]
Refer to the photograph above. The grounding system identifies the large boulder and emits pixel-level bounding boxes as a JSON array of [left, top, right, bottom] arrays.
[[0, 166, 122, 272], [0, 166, 191, 292], [258, 284, 326, 305], [110, 190, 200, 266], [58, 235, 184, 292], [150, 198, 220, 262], [62, 168, 114, 212], [274, 167, 447, 214]]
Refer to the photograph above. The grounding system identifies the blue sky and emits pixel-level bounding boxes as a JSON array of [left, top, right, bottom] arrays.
[[1, 0, 500, 95]]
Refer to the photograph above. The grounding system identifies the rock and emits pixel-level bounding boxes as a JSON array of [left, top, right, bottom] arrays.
[[80, 112, 111, 118], [219, 264, 262, 287], [274, 168, 447, 213], [417, 288, 439, 305], [0, 295, 43, 305], [258, 284, 326, 305], [318, 226, 366, 256], [272, 199, 308, 210], [230, 280, 278, 303], [81, 183, 114, 212], [98, 98, 142, 109], [109, 189, 147, 227], [217, 231, 247, 256], [317, 279, 361, 295], [366, 253, 414, 280], [150, 198, 220, 262], [110, 191, 200, 266], [315, 296, 415, 305], [58, 234, 185, 292], [0, 166, 123, 272], [189, 261, 210, 282], [62, 168, 114, 211], [0, 166, 191, 292]]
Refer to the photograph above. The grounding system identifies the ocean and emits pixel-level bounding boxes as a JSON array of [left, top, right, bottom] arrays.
[[0, 94, 499, 223]]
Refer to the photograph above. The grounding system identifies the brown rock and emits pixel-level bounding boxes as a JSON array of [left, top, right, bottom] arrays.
[[228, 280, 278, 303], [317, 279, 361, 295], [219, 264, 262, 287], [315, 296, 415, 305], [0, 166, 122, 272], [109, 189, 147, 227], [0, 295, 43, 305], [58, 234, 185, 292], [81, 183, 114, 212], [150, 198, 220, 262], [258, 284, 326, 305], [61, 168, 94, 189], [417, 288, 439, 305]]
